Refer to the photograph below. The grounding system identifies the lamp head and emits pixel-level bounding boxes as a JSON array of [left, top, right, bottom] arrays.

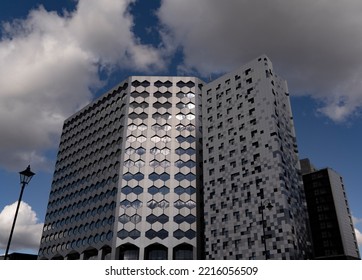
[[19, 165, 35, 185]]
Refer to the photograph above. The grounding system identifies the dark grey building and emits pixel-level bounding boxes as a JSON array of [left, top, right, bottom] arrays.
[[301, 159, 360, 260]]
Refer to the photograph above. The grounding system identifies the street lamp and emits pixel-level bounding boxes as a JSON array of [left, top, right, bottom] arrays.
[[4, 165, 35, 260], [260, 199, 273, 260]]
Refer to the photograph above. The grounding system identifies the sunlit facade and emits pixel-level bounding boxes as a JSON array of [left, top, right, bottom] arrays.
[[38, 76, 204, 260]]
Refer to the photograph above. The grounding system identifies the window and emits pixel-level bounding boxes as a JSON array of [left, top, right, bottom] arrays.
[[145, 244, 168, 260], [173, 244, 193, 260], [231, 172, 239, 181], [232, 198, 239, 207]]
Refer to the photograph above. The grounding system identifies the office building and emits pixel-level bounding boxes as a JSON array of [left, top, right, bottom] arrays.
[[202, 56, 310, 259], [39, 55, 311, 260], [38, 76, 204, 260], [301, 159, 360, 259]]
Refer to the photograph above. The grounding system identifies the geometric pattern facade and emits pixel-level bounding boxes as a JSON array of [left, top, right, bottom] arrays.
[[116, 76, 203, 260], [38, 76, 203, 260], [38, 82, 129, 260], [202, 55, 311, 260]]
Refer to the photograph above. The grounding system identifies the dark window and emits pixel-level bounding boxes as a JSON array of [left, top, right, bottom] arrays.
[[145, 244, 168, 260]]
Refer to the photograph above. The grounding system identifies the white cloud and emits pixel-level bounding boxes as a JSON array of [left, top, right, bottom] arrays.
[[0, 0, 164, 171], [157, 0, 362, 122], [355, 228, 362, 247], [352, 215, 362, 226], [352, 216, 362, 250], [0, 201, 43, 253]]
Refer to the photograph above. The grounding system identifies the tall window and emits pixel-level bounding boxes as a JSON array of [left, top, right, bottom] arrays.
[[173, 244, 193, 260], [118, 244, 139, 260], [145, 244, 168, 260]]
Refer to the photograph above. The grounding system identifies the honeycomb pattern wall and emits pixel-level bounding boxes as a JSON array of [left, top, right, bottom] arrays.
[[115, 76, 203, 260], [39, 76, 204, 260], [38, 82, 129, 260]]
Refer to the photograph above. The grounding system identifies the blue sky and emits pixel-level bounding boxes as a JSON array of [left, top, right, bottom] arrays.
[[0, 0, 361, 255]]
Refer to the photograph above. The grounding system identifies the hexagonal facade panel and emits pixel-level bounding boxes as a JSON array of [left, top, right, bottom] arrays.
[[173, 229, 185, 240], [117, 229, 128, 239], [128, 229, 141, 240], [145, 229, 157, 239], [157, 229, 168, 240], [185, 229, 196, 240]]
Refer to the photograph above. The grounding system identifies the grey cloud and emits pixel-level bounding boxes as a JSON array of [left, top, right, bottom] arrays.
[[158, 0, 362, 122], [0, 0, 164, 171]]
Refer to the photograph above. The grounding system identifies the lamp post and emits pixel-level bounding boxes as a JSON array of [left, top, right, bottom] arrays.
[[260, 199, 273, 260], [4, 165, 35, 260]]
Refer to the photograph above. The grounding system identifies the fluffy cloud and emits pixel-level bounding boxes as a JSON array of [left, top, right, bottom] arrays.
[[355, 228, 362, 247], [352, 215, 362, 225], [352, 216, 362, 249], [0, 201, 43, 253], [0, 0, 163, 171], [158, 0, 362, 122]]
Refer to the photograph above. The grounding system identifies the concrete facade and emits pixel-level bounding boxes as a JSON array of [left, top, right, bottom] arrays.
[[202, 56, 310, 259]]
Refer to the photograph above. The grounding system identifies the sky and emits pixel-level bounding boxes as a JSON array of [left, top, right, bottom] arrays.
[[0, 0, 361, 255]]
